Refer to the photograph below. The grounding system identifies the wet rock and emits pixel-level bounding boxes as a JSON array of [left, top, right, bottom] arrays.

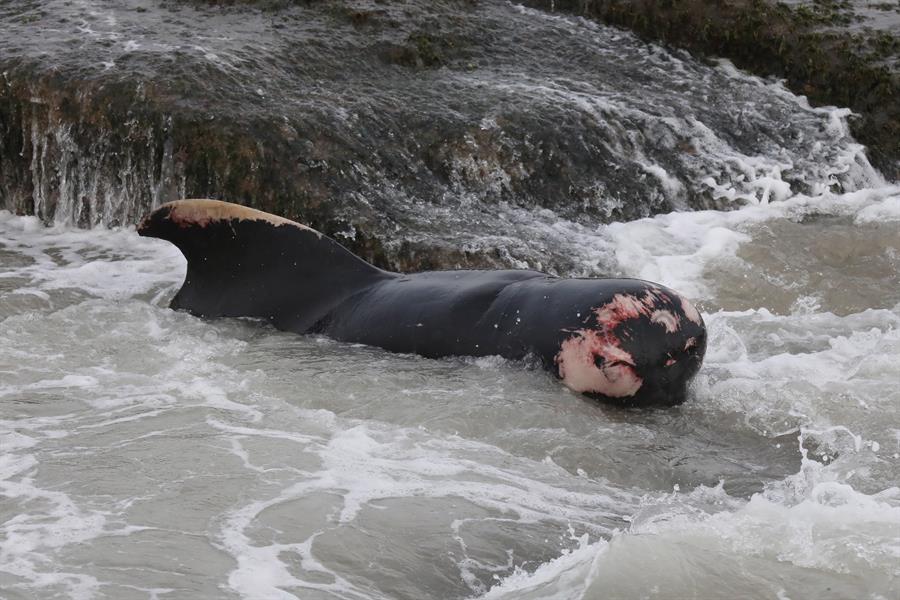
[[0, 0, 883, 272], [523, 0, 899, 179]]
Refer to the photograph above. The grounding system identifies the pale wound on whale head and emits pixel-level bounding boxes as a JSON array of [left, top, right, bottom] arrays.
[[554, 287, 702, 398], [650, 309, 679, 333], [594, 289, 684, 329], [594, 289, 702, 332], [161, 199, 321, 236], [555, 329, 643, 397], [681, 296, 702, 325], [594, 293, 652, 323]]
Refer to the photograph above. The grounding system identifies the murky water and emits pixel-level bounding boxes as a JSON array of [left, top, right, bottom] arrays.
[[3, 179, 899, 599], [2, 1, 900, 599]]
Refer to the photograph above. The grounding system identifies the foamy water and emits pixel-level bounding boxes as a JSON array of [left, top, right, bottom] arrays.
[[2, 173, 899, 598], [2, 2, 899, 596]]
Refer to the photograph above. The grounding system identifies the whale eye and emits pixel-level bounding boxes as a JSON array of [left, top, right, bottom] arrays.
[[594, 354, 606, 369]]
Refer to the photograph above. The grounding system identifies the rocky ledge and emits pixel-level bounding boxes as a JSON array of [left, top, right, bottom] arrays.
[[524, 0, 899, 179], [0, 0, 886, 272]]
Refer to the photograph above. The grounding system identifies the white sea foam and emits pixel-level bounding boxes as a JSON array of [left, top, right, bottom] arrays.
[[478, 534, 609, 600], [4, 172, 900, 597], [855, 195, 900, 223], [2, 25, 900, 590], [0, 418, 104, 599], [481, 451, 900, 599], [475, 205, 900, 597], [599, 185, 900, 297]]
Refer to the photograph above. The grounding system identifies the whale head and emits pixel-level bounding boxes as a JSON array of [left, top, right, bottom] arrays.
[[555, 285, 706, 406]]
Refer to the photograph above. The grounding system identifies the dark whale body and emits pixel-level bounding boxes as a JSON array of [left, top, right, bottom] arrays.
[[139, 200, 707, 406]]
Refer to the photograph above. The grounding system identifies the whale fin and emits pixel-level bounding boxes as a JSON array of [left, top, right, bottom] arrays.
[[138, 199, 391, 332]]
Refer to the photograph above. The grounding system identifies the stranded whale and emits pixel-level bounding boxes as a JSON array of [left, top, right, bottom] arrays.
[[139, 199, 706, 406]]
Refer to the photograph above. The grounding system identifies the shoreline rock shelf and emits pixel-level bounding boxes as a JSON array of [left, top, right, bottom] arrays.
[[523, 0, 899, 180], [0, 0, 888, 273]]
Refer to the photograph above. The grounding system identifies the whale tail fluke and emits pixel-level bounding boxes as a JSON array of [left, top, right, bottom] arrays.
[[138, 199, 389, 332]]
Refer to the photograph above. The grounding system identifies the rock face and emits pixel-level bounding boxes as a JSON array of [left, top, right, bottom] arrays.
[[523, 0, 900, 180], [0, 0, 884, 272]]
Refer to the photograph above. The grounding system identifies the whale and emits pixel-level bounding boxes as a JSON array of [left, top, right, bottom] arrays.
[[138, 199, 706, 406]]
